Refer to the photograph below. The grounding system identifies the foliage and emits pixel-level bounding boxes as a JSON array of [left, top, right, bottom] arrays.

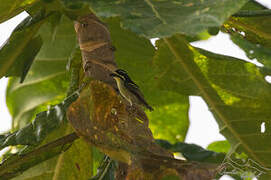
[[0, 0, 271, 179], [84, 0, 248, 38]]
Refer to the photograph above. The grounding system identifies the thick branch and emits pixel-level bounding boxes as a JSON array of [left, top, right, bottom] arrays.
[[67, 81, 219, 179], [74, 13, 117, 86], [72, 13, 221, 179]]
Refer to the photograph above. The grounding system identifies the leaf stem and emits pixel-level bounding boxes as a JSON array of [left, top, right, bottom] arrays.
[[90, 156, 113, 180], [233, 9, 271, 17], [0, 132, 79, 179], [98, 158, 112, 180]]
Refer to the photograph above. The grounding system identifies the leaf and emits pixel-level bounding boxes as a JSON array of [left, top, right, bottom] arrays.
[[156, 139, 225, 164], [0, 92, 78, 150], [0, 0, 39, 23], [196, 48, 271, 105], [0, 13, 44, 81], [147, 98, 189, 143], [154, 35, 271, 176], [222, 1, 271, 69], [230, 34, 271, 68], [6, 14, 77, 130], [7, 36, 42, 83], [0, 91, 99, 180], [207, 141, 231, 154], [153, 39, 199, 96], [1, 14, 85, 179], [156, 140, 248, 179], [11, 138, 93, 180], [195, 47, 271, 177], [0, 131, 95, 180], [84, 0, 249, 38], [107, 18, 189, 143]]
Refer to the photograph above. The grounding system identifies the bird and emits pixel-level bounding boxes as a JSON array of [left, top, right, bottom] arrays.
[[110, 69, 153, 111]]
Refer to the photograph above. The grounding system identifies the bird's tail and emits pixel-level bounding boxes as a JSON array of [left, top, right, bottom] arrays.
[[145, 103, 154, 111]]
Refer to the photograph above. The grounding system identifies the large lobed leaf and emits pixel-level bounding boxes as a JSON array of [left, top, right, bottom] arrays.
[[85, 0, 249, 38], [155, 35, 271, 178], [6, 13, 76, 130]]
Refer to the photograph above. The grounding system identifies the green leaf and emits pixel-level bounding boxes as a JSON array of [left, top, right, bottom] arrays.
[[147, 97, 189, 143], [107, 18, 189, 143], [6, 14, 77, 130], [196, 48, 271, 105], [207, 140, 231, 154], [11, 138, 93, 180], [86, 0, 248, 38], [230, 34, 271, 68], [0, 92, 78, 150], [0, 0, 39, 23], [153, 39, 199, 96], [196, 48, 271, 177], [222, 1, 271, 69], [172, 143, 221, 162], [91, 149, 106, 176], [1, 13, 97, 179], [156, 139, 225, 164], [0, 90, 96, 179], [0, 130, 95, 180], [155, 35, 271, 174], [7, 36, 42, 83], [0, 14, 44, 81]]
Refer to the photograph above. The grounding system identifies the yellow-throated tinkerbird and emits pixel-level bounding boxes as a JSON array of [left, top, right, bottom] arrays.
[[110, 69, 153, 111]]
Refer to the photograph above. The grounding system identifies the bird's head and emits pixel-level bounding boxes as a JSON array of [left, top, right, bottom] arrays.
[[110, 69, 128, 81], [110, 69, 138, 88]]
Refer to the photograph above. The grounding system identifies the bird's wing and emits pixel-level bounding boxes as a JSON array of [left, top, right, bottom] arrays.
[[124, 82, 153, 111], [127, 81, 139, 89]]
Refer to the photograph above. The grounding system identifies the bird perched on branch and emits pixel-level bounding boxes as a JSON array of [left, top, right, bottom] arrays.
[[110, 69, 153, 111]]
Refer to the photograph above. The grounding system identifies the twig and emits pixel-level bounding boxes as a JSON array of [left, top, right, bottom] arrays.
[[90, 156, 113, 180], [98, 157, 112, 180]]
